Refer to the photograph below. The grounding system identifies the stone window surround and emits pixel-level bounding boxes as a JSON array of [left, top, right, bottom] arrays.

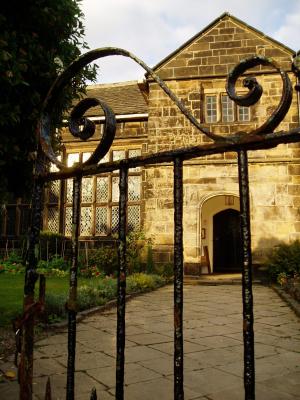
[[45, 148, 142, 237], [204, 90, 250, 123]]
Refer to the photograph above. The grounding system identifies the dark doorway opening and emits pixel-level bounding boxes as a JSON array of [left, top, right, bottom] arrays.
[[213, 208, 242, 272]]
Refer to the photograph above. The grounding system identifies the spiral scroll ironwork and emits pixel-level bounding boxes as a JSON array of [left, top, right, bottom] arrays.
[[38, 47, 295, 170], [226, 55, 293, 135]]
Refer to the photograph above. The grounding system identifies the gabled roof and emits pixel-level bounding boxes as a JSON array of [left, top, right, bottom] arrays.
[[82, 81, 148, 117], [151, 12, 295, 73]]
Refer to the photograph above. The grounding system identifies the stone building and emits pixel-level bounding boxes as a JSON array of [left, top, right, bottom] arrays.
[[2, 13, 300, 274]]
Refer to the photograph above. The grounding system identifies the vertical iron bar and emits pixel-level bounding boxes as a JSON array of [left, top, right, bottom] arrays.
[[20, 179, 43, 400], [237, 150, 255, 400], [66, 175, 82, 400], [115, 167, 128, 400], [173, 157, 184, 400]]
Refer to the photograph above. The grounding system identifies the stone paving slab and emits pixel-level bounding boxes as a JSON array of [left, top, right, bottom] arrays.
[[0, 284, 299, 399]]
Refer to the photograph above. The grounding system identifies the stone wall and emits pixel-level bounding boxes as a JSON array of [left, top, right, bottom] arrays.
[[144, 15, 300, 272]]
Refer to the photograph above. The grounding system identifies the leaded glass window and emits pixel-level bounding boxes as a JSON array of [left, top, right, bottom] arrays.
[[112, 176, 120, 202], [128, 176, 140, 201], [128, 205, 140, 232], [111, 206, 119, 233], [81, 177, 93, 203], [96, 177, 109, 202], [95, 207, 108, 234], [80, 206, 93, 236], [66, 179, 73, 203], [63, 148, 142, 236], [48, 208, 59, 233], [49, 180, 60, 203], [65, 207, 73, 236], [113, 150, 125, 162]]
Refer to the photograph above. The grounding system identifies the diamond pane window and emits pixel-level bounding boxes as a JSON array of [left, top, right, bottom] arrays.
[[206, 95, 217, 123], [49, 180, 60, 203], [99, 152, 110, 164], [81, 177, 93, 203], [67, 153, 79, 167], [80, 206, 93, 236], [113, 150, 125, 162], [128, 176, 140, 201], [66, 179, 73, 203], [65, 207, 73, 236], [221, 95, 234, 122], [48, 208, 59, 233], [129, 149, 141, 171], [111, 206, 119, 233], [96, 177, 109, 202], [128, 205, 140, 231], [112, 177, 119, 202], [95, 207, 108, 234]]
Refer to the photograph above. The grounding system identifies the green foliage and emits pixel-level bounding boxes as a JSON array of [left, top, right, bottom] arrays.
[[0, 1, 97, 200], [127, 273, 165, 292], [79, 232, 152, 277], [39, 231, 66, 261], [84, 246, 118, 276], [0, 251, 25, 274], [153, 263, 174, 278], [267, 240, 300, 281]]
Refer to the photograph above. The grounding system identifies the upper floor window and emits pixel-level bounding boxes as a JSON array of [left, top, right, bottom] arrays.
[[205, 94, 250, 123], [206, 95, 217, 123]]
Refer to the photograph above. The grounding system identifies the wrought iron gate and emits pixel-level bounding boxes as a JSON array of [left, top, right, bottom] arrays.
[[18, 48, 300, 400]]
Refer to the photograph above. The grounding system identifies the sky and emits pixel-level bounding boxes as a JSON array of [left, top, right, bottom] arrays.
[[80, 0, 300, 84]]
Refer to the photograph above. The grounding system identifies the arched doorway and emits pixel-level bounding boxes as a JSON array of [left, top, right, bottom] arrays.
[[213, 208, 242, 272]]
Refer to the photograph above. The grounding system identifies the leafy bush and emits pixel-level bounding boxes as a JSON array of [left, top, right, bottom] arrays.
[[153, 263, 174, 278], [0, 251, 25, 274], [43, 273, 166, 323], [85, 246, 118, 276], [127, 273, 165, 292], [39, 231, 66, 260], [267, 240, 300, 282], [37, 257, 70, 276]]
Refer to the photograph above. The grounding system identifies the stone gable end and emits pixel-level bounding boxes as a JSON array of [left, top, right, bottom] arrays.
[[156, 16, 293, 80]]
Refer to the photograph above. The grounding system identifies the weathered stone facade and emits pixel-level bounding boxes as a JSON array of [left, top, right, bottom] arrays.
[[5, 13, 298, 275], [143, 13, 300, 273]]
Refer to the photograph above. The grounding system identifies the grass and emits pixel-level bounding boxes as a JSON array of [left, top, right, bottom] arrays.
[[0, 273, 167, 327], [0, 274, 93, 327]]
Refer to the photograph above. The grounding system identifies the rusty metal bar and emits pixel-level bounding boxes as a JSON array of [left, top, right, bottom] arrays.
[[20, 179, 43, 400], [115, 166, 128, 400], [66, 175, 82, 400], [237, 150, 255, 399], [44, 128, 300, 183], [173, 157, 184, 400]]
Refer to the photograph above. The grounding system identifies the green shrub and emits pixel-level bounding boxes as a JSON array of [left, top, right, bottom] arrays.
[[153, 263, 174, 278], [45, 292, 67, 321], [267, 240, 300, 281], [37, 257, 70, 275], [127, 273, 165, 292], [86, 246, 118, 276], [39, 231, 65, 260]]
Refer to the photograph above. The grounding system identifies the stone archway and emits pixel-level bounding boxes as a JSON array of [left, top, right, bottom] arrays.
[[200, 193, 240, 273]]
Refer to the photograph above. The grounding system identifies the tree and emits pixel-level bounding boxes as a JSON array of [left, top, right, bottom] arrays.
[[0, 0, 96, 200]]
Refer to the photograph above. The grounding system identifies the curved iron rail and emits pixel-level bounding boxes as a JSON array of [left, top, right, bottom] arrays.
[[38, 47, 294, 170], [19, 48, 300, 400]]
